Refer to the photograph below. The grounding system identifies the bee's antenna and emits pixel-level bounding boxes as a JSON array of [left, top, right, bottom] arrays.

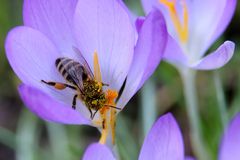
[[105, 105, 122, 110]]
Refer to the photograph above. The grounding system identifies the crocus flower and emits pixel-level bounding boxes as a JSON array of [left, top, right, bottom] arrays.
[[82, 113, 189, 160], [141, 0, 236, 70], [5, 0, 167, 145], [82, 113, 240, 160], [219, 113, 240, 160]]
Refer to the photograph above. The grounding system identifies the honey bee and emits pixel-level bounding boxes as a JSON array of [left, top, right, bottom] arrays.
[[42, 47, 120, 119]]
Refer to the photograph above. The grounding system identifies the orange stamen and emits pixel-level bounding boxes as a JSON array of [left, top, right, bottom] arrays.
[[110, 108, 117, 144], [99, 108, 108, 144], [159, 0, 189, 43], [105, 90, 118, 104], [106, 90, 118, 144]]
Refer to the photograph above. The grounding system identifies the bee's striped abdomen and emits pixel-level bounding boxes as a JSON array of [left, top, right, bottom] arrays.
[[55, 58, 71, 79], [55, 58, 84, 85]]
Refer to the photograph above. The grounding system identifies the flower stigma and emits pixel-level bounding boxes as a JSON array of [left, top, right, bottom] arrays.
[[93, 51, 119, 145], [159, 0, 189, 43]]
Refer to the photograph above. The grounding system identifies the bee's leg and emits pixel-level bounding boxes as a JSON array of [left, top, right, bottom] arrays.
[[72, 94, 78, 109], [41, 80, 77, 90], [88, 108, 93, 119], [92, 109, 99, 119]]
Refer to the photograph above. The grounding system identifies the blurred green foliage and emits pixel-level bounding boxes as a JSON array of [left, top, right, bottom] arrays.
[[0, 0, 239, 160]]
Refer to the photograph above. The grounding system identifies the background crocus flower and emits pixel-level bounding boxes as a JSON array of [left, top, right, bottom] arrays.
[[219, 113, 240, 160], [5, 0, 167, 145], [82, 112, 240, 160], [141, 0, 236, 70], [140, 0, 237, 159], [82, 113, 189, 160]]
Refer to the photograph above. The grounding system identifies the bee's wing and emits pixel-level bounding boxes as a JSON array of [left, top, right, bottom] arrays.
[[73, 47, 94, 80], [67, 67, 85, 93]]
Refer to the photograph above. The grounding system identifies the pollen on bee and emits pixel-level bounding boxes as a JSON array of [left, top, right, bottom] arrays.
[[92, 100, 98, 105], [54, 83, 67, 90]]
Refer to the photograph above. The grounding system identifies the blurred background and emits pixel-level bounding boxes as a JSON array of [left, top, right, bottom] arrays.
[[0, 0, 239, 160]]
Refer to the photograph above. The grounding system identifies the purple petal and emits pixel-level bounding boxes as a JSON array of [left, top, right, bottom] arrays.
[[185, 156, 195, 160], [5, 26, 90, 119], [117, 9, 167, 109], [5, 26, 61, 87], [138, 15, 167, 89], [82, 143, 115, 160], [187, 0, 236, 56], [190, 41, 235, 70], [141, 0, 156, 14], [23, 0, 78, 55], [135, 17, 145, 34], [163, 35, 188, 67], [219, 113, 240, 160], [117, 0, 138, 24], [19, 84, 90, 125], [139, 113, 184, 160], [141, 0, 189, 40], [73, 0, 135, 91], [141, 0, 236, 58], [204, 0, 237, 55]]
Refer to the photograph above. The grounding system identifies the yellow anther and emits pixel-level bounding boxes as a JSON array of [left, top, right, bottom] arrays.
[[94, 51, 102, 83], [159, 0, 189, 43]]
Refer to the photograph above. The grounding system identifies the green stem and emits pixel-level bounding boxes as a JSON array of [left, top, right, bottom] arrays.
[[116, 116, 139, 160], [16, 109, 39, 160], [46, 123, 71, 160], [213, 71, 228, 128], [180, 68, 210, 160], [140, 79, 157, 137], [0, 126, 15, 149]]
